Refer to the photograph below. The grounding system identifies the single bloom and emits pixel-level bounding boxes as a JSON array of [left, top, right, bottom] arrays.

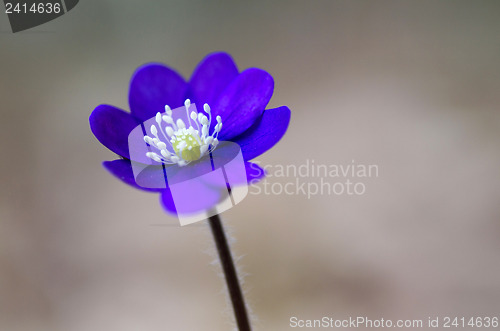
[[89, 52, 291, 214]]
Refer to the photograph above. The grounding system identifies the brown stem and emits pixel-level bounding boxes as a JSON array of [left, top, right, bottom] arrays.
[[208, 214, 251, 331]]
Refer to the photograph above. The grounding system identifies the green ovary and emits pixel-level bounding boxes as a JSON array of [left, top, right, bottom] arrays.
[[173, 133, 201, 162]]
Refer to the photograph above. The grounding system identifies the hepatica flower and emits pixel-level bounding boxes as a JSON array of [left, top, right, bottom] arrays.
[[89, 52, 290, 330], [90, 52, 290, 217]]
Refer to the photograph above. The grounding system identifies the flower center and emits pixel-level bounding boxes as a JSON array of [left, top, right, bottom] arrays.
[[144, 99, 222, 166], [172, 131, 201, 162]]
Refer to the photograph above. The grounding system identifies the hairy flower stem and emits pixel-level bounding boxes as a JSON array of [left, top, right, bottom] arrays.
[[208, 214, 251, 331]]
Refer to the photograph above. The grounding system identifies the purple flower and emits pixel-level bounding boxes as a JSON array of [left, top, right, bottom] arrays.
[[89, 52, 290, 214]]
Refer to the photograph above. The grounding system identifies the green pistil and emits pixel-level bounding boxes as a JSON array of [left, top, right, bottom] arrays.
[[173, 133, 201, 162]]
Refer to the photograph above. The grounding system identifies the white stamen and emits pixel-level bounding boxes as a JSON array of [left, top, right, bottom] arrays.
[[146, 152, 163, 163], [200, 116, 208, 126], [163, 115, 174, 124], [165, 126, 174, 137], [156, 142, 167, 150], [165, 105, 172, 115], [161, 150, 171, 159], [176, 118, 186, 129], [150, 125, 158, 136]]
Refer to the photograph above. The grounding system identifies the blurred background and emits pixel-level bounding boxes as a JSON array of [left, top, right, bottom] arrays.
[[1, 1, 500, 330]]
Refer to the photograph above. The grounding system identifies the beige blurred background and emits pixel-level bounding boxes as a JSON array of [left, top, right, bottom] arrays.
[[1, 1, 500, 330]]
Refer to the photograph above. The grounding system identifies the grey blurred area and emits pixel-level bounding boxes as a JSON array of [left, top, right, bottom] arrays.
[[1, 1, 500, 330]]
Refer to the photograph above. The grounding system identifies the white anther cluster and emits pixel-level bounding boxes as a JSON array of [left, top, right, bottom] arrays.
[[144, 99, 222, 166]]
